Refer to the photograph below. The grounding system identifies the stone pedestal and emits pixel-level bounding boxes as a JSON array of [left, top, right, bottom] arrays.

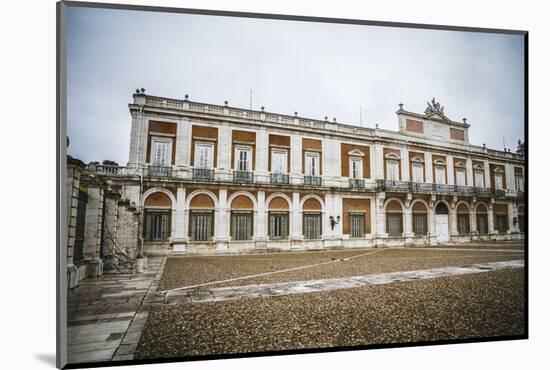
[[67, 264, 79, 289], [86, 258, 103, 278]]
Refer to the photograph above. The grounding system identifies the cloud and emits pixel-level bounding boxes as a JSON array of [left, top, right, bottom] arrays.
[[66, 6, 524, 164]]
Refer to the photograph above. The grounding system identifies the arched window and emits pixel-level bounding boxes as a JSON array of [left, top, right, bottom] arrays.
[[457, 203, 470, 235], [189, 194, 215, 241], [230, 195, 254, 241], [412, 202, 427, 236], [268, 196, 289, 240], [303, 197, 322, 240], [476, 204, 488, 235], [386, 200, 403, 236], [144, 191, 172, 242]]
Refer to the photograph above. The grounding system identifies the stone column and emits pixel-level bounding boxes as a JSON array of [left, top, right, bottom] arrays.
[[488, 201, 496, 238], [450, 198, 458, 239], [101, 191, 119, 271], [172, 187, 187, 252], [425, 152, 433, 183], [290, 134, 302, 185], [470, 199, 478, 240], [215, 189, 229, 251], [508, 202, 517, 234], [466, 157, 474, 186], [484, 160, 491, 188], [175, 118, 191, 167], [505, 163, 515, 191], [427, 195, 437, 245], [447, 156, 455, 185], [403, 195, 413, 245], [290, 192, 303, 242], [66, 158, 84, 288], [373, 144, 384, 180], [217, 123, 232, 182], [374, 192, 387, 246], [256, 127, 269, 183], [82, 184, 104, 277], [400, 147, 409, 181], [323, 138, 341, 187], [255, 191, 267, 249]]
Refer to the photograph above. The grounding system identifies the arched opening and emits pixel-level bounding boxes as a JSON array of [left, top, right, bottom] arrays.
[[385, 200, 403, 236], [189, 193, 215, 241], [302, 197, 322, 240], [412, 201, 428, 236], [476, 204, 489, 235], [517, 205, 525, 233], [230, 195, 254, 241], [456, 203, 470, 235], [434, 202, 449, 242], [268, 196, 289, 240], [143, 191, 172, 242]]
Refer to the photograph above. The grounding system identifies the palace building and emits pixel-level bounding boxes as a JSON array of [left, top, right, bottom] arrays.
[[66, 89, 525, 282]]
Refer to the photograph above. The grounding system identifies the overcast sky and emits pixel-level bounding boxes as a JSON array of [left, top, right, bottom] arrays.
[[66, 6, 525, 165]]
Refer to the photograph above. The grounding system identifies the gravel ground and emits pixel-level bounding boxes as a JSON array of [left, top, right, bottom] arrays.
[[159, 247, 524, 290], [135, 269, 525, 360]]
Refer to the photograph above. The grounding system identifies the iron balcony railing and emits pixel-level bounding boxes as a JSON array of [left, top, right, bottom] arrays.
[[148, 165, 172, 178], [233, 170, 254, 183], [494, 189, 506, 198], [193, 168, 214, 181], [271, 173, 289, 185], [303, 175, 322, 186], [475, 187, 493, 197], [349, 178, 366, 189], [378, 180, 497, 197]]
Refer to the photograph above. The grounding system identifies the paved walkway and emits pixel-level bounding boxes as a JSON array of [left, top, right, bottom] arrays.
[[67, 257, 166, 364], [164, 259, 524, 305]]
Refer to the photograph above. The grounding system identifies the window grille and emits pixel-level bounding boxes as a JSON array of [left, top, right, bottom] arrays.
[[269, 212, 288, 239], [457, 214, 470, 234], [190, 211, 213, 241], [144, 210, 170, 241], [387, 213, 403, 236], [412, 214, 427, 236], [386, 160, 399, 181], [477, 214, 488, 234], [350, 213, 365, 238], [496, 214, 508, 233], [303, 213, 322, 239], [231, 212, 253, 241]]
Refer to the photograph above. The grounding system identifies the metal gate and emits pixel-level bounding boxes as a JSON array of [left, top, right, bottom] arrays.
[[73, 190, 88, 264]]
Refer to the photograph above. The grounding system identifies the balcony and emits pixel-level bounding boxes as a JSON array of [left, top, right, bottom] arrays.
[[475, 187, 494, 197], [192, 168, 214, 181], [377, 180, 410, 192], [494, 189, 506, 198], [379, 180, 497, 197], [233, 170, 254, 183], [304, 175, 322, 186], [148, 165, 172, 178], [271, 173, 289, 185], [349, 178, 366, 189]]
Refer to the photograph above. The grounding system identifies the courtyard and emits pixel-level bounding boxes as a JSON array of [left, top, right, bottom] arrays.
[[67, 243, 525, 365]]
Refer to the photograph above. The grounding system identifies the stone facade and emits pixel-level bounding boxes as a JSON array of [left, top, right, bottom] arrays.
[[79, 92, 525, 257]]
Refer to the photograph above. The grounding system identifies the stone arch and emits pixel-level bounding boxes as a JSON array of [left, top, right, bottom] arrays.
[[517, 205, 525, 214], [434, 199, 451, 213], [185, 189, 218, 209], [266, 192, 292, 210], [228, 191, 257, 210], [384, 197, 404, 212], [300, 194, 325, 211], [456, 201, 470, 213], [412, 201, 428, 213], [410, 198, 429, 212], [142, 187, 176, 208], [475, 202, 488, 214]]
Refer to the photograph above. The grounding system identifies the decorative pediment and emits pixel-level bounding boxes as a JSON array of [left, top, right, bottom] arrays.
[[411, 156, 424, 163], [455, 161, 466, 168], [348, 149, 365, 157], [384, 153, 400, 160], [434, 159, 447, 165], [424, 97, 451, 122]]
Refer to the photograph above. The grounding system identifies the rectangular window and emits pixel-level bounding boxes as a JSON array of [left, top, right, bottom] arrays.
[[350, 158, 363, 179], [144, 210, 170, 241], [457, 214, 470, 234], [496, 214, 508, 233], [271, 150, 288, 174], [151, 140, 171, 166], [190, 211, 213, 241], [386, 160, 399, 181], [475, 169, 485, 187], [195, 142, 214, 169], [412, 162, 424, 183], [412, 214, 427, 236], [387, 213, 403, 236], [455, 168, 466, 186], [435, 165, 446, 184], [494, 173, 504, 190], [305, 152, 320, 176], [231, 212, 253, 241], [477, 214, 488, 234], [350, 213, 365, 238], [269, 212, 288, 239], [303, 213, 322, 240], [235, 147, 252, 172], [515, 175, 524, 192]]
